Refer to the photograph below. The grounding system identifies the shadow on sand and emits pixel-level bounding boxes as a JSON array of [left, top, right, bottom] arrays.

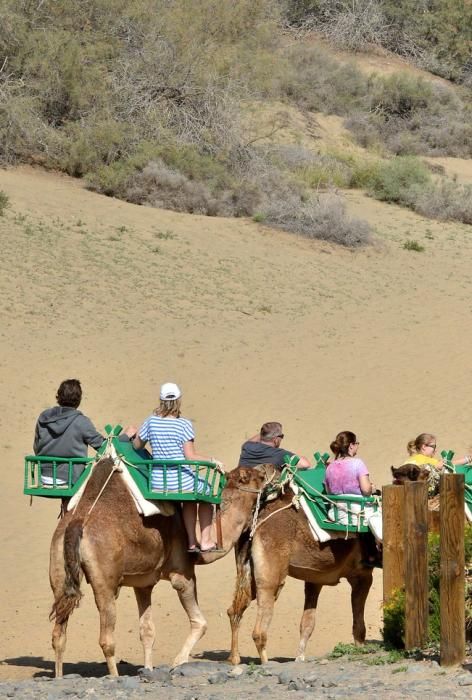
[[0, 656, 140, 678]]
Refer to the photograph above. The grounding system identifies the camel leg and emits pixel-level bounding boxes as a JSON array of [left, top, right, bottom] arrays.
[[92, 586, 119, 676], [134, 586, 155, 671], [295, 582, 322, 662], [252, 580, 285, 664], [169, 571, 207, 666], [52, 619, 68, 677], [347, 571, 373, 646], [227, 539, 255, 665]]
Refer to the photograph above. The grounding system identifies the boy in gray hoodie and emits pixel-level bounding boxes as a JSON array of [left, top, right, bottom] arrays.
[[34, 378, 106, 484]]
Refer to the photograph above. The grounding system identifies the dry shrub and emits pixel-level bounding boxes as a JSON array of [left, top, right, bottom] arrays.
[[126, 160, 219, 215], [122, 160, 261, 217], [266, 144, 353, 188], [264, 190, 371, 247], [346, 76, 472, 158], [316, 0, 390, 52], [410, 180, 472, 225], [281, 44, 367, 114]]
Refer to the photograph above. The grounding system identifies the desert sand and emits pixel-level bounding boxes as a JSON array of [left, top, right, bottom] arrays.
[[1, 151, 471, 680]]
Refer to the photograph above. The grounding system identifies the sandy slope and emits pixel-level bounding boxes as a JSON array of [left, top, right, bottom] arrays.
[[1, 158, 472, 679]]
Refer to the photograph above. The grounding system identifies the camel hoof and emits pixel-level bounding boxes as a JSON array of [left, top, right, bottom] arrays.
[[172, 655, 189, 667], [295, 654, 305, 663], [227, 654, 241, 666]]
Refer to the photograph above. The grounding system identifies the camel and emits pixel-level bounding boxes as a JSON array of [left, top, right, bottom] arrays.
[[226, 486, 375, 665], [390, 463, 440, 532], [49, 459, 276, 677]]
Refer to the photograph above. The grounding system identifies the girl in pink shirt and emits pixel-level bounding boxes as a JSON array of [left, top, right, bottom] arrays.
[[325, 430, 379, 567], [325, 431, 373, 496]]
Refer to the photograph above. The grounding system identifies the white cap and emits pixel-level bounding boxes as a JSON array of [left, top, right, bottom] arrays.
[[160, 382, 182, 401]]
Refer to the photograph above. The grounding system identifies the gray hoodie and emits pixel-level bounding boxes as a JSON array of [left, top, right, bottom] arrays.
[[34, 406, 104, 482]]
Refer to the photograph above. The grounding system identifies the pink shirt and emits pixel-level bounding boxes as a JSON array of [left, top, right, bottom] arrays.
[[325, 457, 369, 495]]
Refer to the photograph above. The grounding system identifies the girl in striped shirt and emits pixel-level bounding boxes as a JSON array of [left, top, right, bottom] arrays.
[[133, 382, 223, 553]]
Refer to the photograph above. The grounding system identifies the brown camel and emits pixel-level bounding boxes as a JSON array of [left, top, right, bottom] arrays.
[[390, 463, 440, 532], [226, 487, 375, 665], [49, 459, 276, 677]]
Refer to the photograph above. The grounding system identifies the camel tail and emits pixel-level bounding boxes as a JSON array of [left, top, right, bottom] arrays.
[[50, 519, 84, 623]]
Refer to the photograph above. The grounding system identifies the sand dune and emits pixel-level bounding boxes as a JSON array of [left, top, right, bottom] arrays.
[[1, 157, 471, 679]]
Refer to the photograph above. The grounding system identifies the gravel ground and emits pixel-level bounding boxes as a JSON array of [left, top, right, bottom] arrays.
[[1, 650, 471, 700]]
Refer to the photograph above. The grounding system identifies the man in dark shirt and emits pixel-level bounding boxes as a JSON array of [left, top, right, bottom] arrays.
[[238, 421, 311, 468]]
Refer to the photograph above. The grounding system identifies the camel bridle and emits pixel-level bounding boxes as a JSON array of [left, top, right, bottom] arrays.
[[235, 464, 278, 494], [232, 464, 281, 540]]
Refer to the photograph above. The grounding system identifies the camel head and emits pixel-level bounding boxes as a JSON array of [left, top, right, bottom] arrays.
[[226, 464, 279, 493], [391, 463, 429, 485], [220, 464, 279, 524]]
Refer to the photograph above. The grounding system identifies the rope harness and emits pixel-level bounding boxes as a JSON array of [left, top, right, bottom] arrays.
[[234, 465, 279, 540], [73, 436, 122, 522], [253, 463, 382, 539]]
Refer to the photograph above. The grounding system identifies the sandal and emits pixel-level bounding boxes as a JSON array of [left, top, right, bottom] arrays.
[[199, 544, 225, 553]]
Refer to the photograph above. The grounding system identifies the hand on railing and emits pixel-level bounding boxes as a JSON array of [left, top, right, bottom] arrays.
[[211, 458, 226, 474]]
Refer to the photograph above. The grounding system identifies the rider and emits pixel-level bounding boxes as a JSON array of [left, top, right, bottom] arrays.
[[132, 381, 224, 553], [238, 421, 311, 468], [325, 430, 379, 567], [34, 378, 136, 486], [402, 432, 472, 496]]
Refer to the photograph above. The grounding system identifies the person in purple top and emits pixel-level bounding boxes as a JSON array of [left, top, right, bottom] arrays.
[[325, 430, 373, 496], [325, 430, 380, 567]]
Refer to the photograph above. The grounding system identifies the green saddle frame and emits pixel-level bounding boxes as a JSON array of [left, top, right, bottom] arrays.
[[441, 450, 472, 512], [280, 452, 380, 534], [24, 424, 226, 504]]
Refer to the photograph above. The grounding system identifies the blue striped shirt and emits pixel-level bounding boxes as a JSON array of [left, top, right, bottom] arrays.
[[138, 415, 208, 493]]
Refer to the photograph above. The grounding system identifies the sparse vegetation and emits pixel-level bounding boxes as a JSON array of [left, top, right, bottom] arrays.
[[402, 240, 425, 253], [264, 190, 372, 247], [0, 0, 471, 243], [328, 641, 406, 664], [285, 1, 472, 84], [0, 191, 9, 216]]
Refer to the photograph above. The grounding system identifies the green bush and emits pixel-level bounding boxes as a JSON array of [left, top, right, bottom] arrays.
[[368, 156, 431, 204], [402, 240, 425, 253]]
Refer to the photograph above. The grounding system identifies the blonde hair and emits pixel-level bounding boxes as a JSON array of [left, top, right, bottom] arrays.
[[154, 397, 182, 418], [407, 433, 436, 455]]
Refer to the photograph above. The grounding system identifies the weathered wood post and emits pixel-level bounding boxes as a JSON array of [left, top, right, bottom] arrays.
[[382, 485, 405, 603], [440, 472, 465, 666], [404, 481, 429, 649]]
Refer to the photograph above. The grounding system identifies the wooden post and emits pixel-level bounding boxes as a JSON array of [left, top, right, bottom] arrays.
[[404, 481, 429, 649], [440, 473, 465, 667], [382, 485, 405, 603]]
